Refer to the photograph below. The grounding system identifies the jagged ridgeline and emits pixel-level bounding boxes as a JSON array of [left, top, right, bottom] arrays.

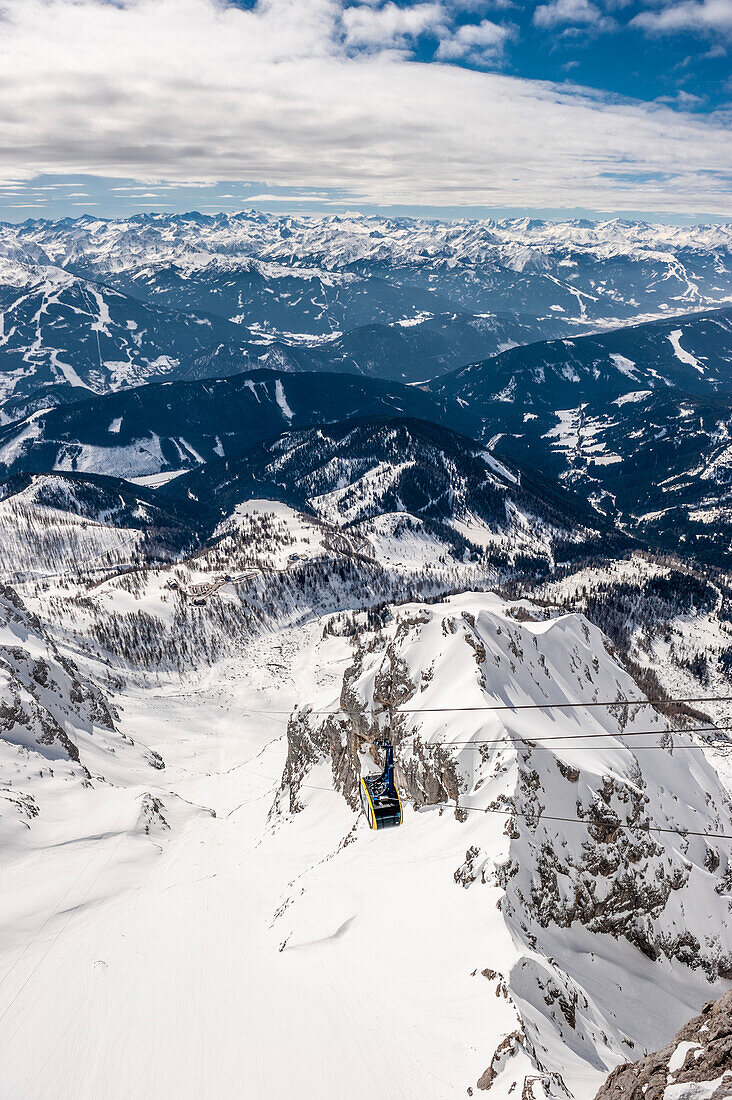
[[593, 989, 732, 1099], [272, 593, 732, 1098], [0, 213, 731, 411]]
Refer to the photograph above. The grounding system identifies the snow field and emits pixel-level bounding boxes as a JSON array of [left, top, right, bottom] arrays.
[[0, 621, 516, 1099], [289, 592, 732, 1096], [1, 567, 731, 1098]]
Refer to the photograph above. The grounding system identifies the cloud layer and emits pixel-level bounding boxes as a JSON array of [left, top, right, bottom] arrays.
[[0, 0, 729, 214], [632, 0, 732, 37]]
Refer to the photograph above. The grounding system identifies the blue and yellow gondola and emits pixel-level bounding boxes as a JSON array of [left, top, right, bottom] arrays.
[[359, 740, 403, 830]]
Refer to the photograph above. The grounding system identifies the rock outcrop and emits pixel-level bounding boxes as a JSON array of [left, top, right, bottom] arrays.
[[275, 591, 732, 1098], [593, 991, 732, 1100]]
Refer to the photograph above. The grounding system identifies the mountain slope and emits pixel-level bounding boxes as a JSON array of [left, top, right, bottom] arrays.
[[0, 369, 471, 481], [273, 591, 732, 1098], [0, 471, 194, 580], [0, 256, 276, 409], [164, 416, 617, 569], [434, 306, 732, 566], [1, 517, 730, 1099], [279, 310, 575, 384], [437, 305, 732, 412], [593, 990, 732, 1100], [0, 584, 117, 771]]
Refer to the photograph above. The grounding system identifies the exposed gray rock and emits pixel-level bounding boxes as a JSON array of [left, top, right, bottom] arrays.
[[593, 990, 732, 1100], [0, 585, 117, 765]]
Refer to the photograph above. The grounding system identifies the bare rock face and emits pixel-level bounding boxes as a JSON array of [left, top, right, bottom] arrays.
[[271, 706, 360, 818], [278, 592, 732, 1098], [0, 585, 117, 764], [592, 990, 732, 1099]]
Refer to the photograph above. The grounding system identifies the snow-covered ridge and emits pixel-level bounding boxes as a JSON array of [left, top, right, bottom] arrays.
[[3, 213, 731, 274], [125, 250, 362, 284], [278, 591, 732, 1098], [1, 491, 731, 1099]]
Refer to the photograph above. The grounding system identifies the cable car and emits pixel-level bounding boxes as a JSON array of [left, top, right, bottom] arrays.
[[359, 740, 403, 830]]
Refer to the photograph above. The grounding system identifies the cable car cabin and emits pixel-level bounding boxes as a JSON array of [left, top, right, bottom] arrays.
[[359, 740, 403, 830]]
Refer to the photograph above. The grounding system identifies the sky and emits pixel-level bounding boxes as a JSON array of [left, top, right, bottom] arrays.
[[0, 0, 729, 223]]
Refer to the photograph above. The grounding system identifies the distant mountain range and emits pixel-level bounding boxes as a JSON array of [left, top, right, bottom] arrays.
[[0, 253, 576, 414], [435, 305, 732, 564], [1, 212, 731, 569], [2, 303, 729, 478], [0, 211, 730, 411], [5, 212, 731, 326], [2, 303, 732, 563]]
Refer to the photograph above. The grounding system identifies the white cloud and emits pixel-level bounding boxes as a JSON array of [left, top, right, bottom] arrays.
[[443, 0, 515, 9], [343, 2, 445, 48], [533, 0, 613, 29], [656, 89, 707, 107], [435, 18, 513, 63], [632, 0, 732, 37], [0, 0, 728, 215], [246, 192, 338, 202]]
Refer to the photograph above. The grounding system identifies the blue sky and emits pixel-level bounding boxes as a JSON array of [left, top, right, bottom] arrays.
[[413, 0, 730, 108], [0, 0, 729, 223]]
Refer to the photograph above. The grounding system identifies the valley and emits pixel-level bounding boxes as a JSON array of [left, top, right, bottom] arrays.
[[0, 212, 731, 1100], [3, 570, 731, 1100]]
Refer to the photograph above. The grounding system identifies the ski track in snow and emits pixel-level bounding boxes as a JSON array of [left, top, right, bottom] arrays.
[[668, 329, 704, 375], [274, 377, 294, 421]]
